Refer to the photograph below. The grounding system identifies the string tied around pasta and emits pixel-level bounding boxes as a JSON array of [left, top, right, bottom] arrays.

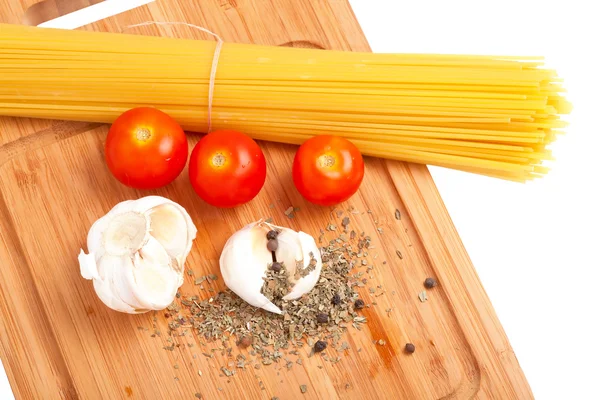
[[122, 21, 223, 133]]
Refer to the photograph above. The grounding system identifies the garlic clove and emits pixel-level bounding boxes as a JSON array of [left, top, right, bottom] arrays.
[[219, 220, 323, 314], [102, 211, 150, 257], [129, 195, 174, 213], [94, 254, 141, 314], [87, 200, 135, 254], [136, 196, 198, 264], [78, 250, 99, 280], [269, 228, 304, 274], [101, 255, 139, 308], [220, 222, 283, 314], [147, 203, 192, 269], [93, 278, 139, 314], [137, 235, 172, 267], [131, 264, 179, 310], [128, 236, 182, 310], [282, 231, 322, 301]]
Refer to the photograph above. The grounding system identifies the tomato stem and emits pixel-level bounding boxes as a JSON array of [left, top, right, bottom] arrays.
[[136, 128, 152, 141], [212, 153, 226, 167], [318, 154, 335, 168]]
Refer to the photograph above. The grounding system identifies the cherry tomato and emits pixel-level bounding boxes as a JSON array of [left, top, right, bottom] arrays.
[[105, 107, 188, 190], [189, 130, 267, 208], [292, 135, 364, 206]]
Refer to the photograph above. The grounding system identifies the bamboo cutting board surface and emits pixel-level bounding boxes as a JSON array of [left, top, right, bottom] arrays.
[[0, 0, 532, 399]]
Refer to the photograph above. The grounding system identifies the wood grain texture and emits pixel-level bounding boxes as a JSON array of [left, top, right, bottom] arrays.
[[22, 0, 104, 26], [0, 0, 532, 399]]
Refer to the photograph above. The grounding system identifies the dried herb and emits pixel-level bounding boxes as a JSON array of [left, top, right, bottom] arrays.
[[260, 262, 292, 302], [418, 291, 428, 302], [396, 250, 403, 259], [300, 385, 307, 394], [158, 218, 379, 391], [284, 207, 295, 218], [395, 209, 401, 220], [194, 276, 206, 285]]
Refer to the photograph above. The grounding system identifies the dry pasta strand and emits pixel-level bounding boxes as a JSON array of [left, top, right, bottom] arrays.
[[0, 23, 571, 181]]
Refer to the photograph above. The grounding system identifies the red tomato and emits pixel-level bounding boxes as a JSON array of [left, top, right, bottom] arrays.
[[105, 107, 188, 190], [189, 130, 267, 208], [292, 135, 364, 206]]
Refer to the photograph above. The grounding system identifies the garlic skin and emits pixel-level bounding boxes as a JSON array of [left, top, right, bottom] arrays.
[[78, 196, 197, 314], [219, 220, 322, 314]]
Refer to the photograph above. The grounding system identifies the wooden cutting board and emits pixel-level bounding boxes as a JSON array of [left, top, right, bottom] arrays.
[[0, 0, 533, 399]]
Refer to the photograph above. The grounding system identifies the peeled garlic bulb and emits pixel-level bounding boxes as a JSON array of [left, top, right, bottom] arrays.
[[78, 196, 197, 314], [220, 220, 322, 314]]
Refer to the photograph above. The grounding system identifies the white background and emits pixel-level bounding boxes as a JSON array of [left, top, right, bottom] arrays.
[[1, 0, 599, 398], [350, 1, 600, 398]]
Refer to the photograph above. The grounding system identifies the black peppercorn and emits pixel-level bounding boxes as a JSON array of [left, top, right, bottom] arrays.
[[266, 230, 278, 240], [314, 340, 327, 352], [354, 299, 365, 310], [267, 239, 278, 251], [332, 294, 341, 305], [271, 262, 282, 272], [424, 277, 437, 289], [316, 313, 329, 323], [404, 343, 416, 354]]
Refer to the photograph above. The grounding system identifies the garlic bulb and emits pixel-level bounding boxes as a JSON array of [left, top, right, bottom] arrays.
[[78, 196, 197, 314], [220, 220, 322, 314]]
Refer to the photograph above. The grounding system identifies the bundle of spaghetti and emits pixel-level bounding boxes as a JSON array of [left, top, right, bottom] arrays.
[[0, 23, 571, 181]]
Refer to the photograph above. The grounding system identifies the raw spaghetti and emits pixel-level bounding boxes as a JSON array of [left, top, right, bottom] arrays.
[[0, 23, 571, 181]]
